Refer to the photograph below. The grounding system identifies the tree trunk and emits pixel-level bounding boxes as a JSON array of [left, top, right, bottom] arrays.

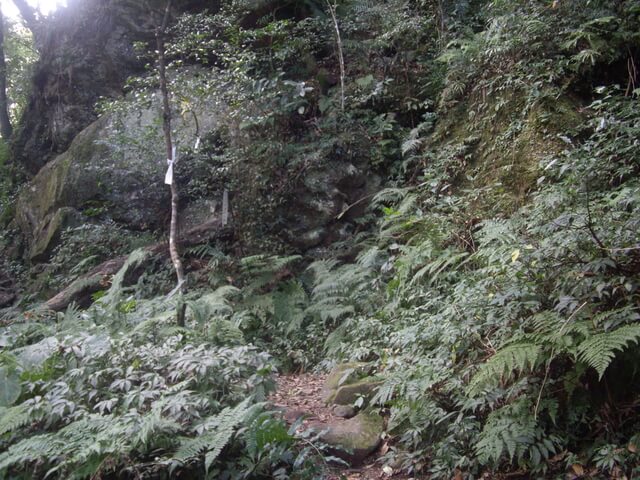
[[0, 9, 13, 139], [156, 0, 187, 326], [326, 0, 345, 112]]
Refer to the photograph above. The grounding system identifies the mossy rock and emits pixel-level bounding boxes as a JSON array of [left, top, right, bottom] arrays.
[[330, 377, 384, 406], [16, 100, 219, 261], [318, 412, 384, 465], [321, 362, 373, 403], [30, 207, 83, 261]]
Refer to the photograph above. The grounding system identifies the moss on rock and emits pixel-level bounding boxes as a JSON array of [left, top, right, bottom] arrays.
[[321, 362, 373, 403], [318, 412, 384, 465]]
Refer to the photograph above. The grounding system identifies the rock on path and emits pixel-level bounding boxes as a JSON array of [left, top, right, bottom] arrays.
[[269, 372, 416, 480]]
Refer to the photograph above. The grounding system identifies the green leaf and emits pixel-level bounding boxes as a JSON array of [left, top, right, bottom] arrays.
[[355, 74, 375, 88]]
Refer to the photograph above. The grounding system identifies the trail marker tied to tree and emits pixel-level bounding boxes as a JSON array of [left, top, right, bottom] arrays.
[[164, 145, 177, 185], [156, 0, 186, 326]]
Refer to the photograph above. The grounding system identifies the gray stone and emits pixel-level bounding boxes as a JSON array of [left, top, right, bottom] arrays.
[[295, 227, 329, 250], [16, 100, 218, 260], [284, 145, 383, 252], [283, 408, 308, 424], [13, 0, 219, 174], [331, 378, 383, 406], [321, 362, 370, 403], [178, 199, 218, 232], [332, 404, 357, 419], [316, 412, 384, 465]]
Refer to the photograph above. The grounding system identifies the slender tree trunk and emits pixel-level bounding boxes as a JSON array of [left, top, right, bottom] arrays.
[[326, 0, 345, 112], [0, 9, 13, 140], [437, 0, 446, 51], [156, 0, 186, 326]]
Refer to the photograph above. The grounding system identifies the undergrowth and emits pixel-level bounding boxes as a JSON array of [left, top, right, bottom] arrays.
[[3, 0, 640, 479]]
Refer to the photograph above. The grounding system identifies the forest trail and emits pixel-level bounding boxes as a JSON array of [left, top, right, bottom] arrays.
[[270, 373, 414, 480]]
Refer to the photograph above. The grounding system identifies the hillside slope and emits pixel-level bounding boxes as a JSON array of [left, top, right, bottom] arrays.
[[1, 0, 640, 478]]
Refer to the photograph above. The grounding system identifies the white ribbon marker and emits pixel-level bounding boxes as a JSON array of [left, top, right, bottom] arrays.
[[164, 145, 177, 185]]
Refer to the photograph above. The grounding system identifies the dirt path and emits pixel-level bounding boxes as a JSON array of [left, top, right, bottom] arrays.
[[270, 373, 415, 480]]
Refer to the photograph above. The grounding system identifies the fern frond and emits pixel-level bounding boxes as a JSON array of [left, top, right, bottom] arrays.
[[0, 432, 59, 471], [0, 403, 32, 436], [577, 324, 640, 379], [475, 400, 536, 464], [272, 282, 307, 334], [475, 399, 561, 467], [240, 255, 301, 293], [371, 187, 411, 207], [131, 410, 181, 450], [174, 398, 251, 471], [306, 298, 354, 322], [99, 249, 150, 307], [410, 250, 469, 286], [401, 137, 422, 157], [467, 342, 543, 396], [356, 246, 383, 269]]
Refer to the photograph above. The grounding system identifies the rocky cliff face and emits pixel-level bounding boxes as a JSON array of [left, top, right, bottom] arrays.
[[10, 0, 384, 266], [16, 98, 219, 261], [12, 0, 213, 175]]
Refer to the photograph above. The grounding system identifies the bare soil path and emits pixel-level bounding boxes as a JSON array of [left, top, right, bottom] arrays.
[[270, 373, 416, 480]]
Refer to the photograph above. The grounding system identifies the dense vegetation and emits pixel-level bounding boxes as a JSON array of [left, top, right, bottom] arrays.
[[1, 0, 640, 478]]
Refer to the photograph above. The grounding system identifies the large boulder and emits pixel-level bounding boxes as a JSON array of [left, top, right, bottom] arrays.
[[13, 0, 216, 174], [330, 378, 384, 406], [284, 157, 382, 251], [16, 99, 218, 261]]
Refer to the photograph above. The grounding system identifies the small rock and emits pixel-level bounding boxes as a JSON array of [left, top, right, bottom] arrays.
[[283, 408, 308, 424], [332, 404, 357, 419]]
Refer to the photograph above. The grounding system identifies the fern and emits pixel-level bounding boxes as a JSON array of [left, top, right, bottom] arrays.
[[467, 343, 543, 396], [272, 281, 307, 334], [192, 286, 241, 319], [174, 398, 251, 471], [235, 254, 303, 301], [98, 249, 150, 307], [409, 250, 469, 286], [371, 187, 412, 208], [0, 432, 59, 472], [0, 403, 33, 436], [356, 246, 383, 269], [475, 399, 560, 467], [577, 324, 640, 379]]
